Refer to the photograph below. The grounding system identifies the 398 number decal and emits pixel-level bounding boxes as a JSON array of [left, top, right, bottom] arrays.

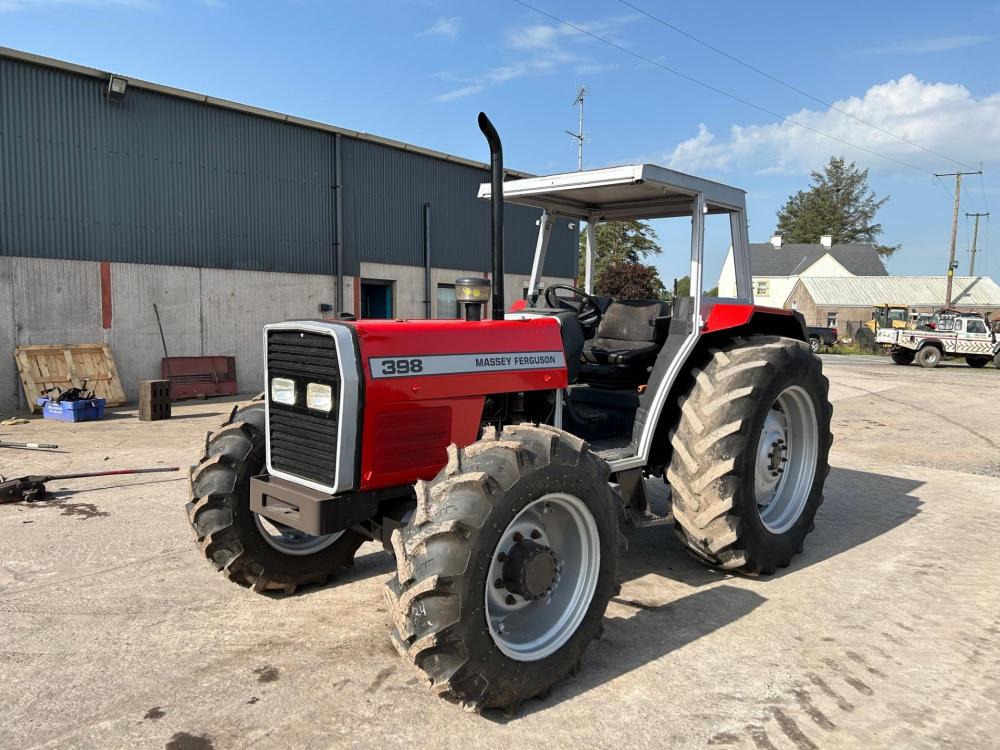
[[380, 358, 424, 376]]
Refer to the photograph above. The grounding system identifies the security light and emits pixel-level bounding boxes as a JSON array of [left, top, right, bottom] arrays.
[[106, 75, 128, 101]]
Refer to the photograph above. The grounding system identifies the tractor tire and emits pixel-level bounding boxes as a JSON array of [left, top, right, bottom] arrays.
[[891, 349, 915, 365], [966, 356, 989, 368], [915, 346, 942, 368], [186, 401, 365, 593], [385, 424, 619, 715], [666, 335, 832, 575], [808, 336, 820, 353]]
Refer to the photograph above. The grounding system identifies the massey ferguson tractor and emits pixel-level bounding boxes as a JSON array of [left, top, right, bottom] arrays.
[[186, 114, 833, 715]]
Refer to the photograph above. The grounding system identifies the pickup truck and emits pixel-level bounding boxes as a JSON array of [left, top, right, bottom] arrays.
[[806, 326, 838, 353], [876, 312, 1000, 368]]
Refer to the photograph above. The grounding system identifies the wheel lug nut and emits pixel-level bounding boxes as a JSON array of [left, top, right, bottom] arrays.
[[530, 529, 542, 540], [512, 532, 523, 543], [494, 578, 504, 589], [505, 595, 517, 606]]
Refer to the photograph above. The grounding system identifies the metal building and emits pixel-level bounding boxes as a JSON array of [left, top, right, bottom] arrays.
[[0, 47, 577, 409]]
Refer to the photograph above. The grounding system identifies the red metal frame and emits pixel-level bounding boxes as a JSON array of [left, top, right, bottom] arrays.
[[352, 317, 566, 490], [347, 304, 798, 491]]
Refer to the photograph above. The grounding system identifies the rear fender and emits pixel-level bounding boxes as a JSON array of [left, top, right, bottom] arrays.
[[644, 304, 807, 474]]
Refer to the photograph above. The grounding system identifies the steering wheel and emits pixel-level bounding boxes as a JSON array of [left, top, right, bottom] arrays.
[[543, 284, 603, 328]]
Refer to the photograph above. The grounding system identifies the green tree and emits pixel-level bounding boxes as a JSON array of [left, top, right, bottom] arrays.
[[579, 220, 665, 295], [594, 258, 664, 299], [776, 156, 899, 258]]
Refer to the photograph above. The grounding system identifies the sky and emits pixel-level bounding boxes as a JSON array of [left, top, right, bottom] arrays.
[[2, 0, 998, 287]]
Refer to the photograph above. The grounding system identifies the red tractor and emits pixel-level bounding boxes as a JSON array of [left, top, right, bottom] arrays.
[[187, 114, 832, 715]]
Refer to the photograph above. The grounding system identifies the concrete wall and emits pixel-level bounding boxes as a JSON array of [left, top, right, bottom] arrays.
[[1, 256, 572, 412]]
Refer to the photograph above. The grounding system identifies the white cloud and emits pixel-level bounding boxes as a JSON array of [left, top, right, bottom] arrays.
[[860, 35, 990, 55], [421, 16, 459, 39], [664, 75, 1000, 175], [432, 14, 635, 102], [0, 0, 153, 10]]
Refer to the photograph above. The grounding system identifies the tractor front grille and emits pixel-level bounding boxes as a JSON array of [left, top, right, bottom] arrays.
[[266, 329, 341, 489]]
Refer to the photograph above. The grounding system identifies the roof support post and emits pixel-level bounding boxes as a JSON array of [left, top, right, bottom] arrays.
[[690, 194, 706, 328], [584, 218, 596, 295], [729, 209, 752, 301], [527, 210, 553, 302]]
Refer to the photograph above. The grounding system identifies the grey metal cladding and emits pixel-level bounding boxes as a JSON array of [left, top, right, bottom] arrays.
[[0, 54, 577, 278], [0, 56, 337, 274], [337, 138, 578, 278]]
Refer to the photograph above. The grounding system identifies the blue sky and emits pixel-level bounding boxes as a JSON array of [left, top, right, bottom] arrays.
[[2, 0, 998, 286]]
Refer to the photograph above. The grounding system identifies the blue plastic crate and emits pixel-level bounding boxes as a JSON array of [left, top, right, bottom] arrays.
[[35, 397, 107, 422]]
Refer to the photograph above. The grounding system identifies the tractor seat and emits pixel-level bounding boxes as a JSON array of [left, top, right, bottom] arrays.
[[581, 299, 669, 384]]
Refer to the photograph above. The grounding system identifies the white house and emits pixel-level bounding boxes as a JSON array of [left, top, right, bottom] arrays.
[[717, 234, 888, 306]]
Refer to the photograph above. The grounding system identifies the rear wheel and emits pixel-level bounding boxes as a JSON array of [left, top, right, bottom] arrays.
[[666, 336, 832, 574], [916, 346, 941, 368], [891, 349, 915, 365], [808, 336, 820, 353], [966, 356, 989, 368], [385, 424, 618, 715], [186, 402, 365, 593]]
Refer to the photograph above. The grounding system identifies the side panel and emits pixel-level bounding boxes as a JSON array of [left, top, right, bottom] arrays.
[[353, 317, 567, 490]]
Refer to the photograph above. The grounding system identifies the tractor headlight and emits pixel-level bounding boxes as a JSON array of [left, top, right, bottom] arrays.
[[270, 377, 296, 406], [306, 382, 334, 412]]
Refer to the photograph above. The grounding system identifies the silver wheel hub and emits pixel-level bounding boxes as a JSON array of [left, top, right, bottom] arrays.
[[253, 513, 344, 556], [485, 493, 600, 662], [754, 385, 819, 534]]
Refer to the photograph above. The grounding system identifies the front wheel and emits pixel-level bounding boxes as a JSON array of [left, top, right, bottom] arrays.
[[186, 402, 365, 593], [385, 424, 619, 715], [666, 336, 832, 574]]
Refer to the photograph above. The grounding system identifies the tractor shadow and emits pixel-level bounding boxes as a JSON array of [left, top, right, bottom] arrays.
[[620, 465, 925, 590], [489, 465, 924, 720]]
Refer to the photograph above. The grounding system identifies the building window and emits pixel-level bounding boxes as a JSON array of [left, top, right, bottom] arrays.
[[754, 280, 769, 296], [360, 279, 394, 319], [436, 284, 461, 319], [826, 312, 837, 327]]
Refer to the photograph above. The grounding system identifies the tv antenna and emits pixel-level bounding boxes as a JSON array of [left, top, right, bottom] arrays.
[[565, 85, 588, 171]]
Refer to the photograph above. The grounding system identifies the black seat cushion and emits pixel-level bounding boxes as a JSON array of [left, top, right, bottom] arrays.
[[582, 299, 667, 365], [582, 337, 658, 365]]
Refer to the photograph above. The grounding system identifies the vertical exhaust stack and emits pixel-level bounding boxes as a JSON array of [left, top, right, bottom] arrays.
[[478, 112, 505, 321]]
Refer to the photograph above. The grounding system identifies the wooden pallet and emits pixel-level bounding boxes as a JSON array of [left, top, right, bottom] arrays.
[[14, 344, 127, 413]]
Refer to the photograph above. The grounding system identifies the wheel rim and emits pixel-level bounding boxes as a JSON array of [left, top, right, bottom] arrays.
[[754, 385, 819, 534], [485, 493, 601, 662], [253, 514, 344, 556], [810, 339, 819, 352]]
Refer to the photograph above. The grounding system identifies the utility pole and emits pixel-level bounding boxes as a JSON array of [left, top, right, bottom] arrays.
[[936, 170, 981, 308], [565, 86, 588, 171], [966, 212, 989, 276]]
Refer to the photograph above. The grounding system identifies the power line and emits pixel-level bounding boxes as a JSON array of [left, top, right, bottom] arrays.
[[511, 0, 936, 176], [615, 0, 978, 172]]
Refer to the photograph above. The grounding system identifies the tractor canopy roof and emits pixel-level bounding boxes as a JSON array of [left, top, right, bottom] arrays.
[[478, 164, 746, 221]]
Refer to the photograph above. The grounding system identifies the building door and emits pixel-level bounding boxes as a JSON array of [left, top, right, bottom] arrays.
[[361, 279, 394, 319], [436, 284, 460, 319]]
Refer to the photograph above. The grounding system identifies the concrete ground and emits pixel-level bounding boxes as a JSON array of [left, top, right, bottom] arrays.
[[1, 355, 998, 750]]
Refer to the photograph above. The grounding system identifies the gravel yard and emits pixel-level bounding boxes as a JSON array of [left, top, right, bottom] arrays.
[[2, 354, 998, 749]]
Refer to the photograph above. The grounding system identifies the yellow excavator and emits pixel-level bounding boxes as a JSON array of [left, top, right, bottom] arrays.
[[865, 304, 909, 332]]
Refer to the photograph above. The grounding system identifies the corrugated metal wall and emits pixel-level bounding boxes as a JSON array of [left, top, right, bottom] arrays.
[[0, 56, 337, 274], [0, 54, 577, 278], [341, 138, 576, 276]]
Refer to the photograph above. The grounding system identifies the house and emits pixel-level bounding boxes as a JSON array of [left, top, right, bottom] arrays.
[[785, 276, 1000, 332], [716, 234, 888, 306]]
